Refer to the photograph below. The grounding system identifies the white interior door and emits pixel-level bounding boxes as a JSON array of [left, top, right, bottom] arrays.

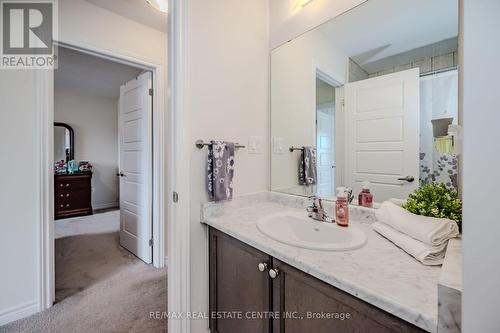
[[316, 106, 335, 197], [344, 68, 419, 202], [119, 71, 153, 264]]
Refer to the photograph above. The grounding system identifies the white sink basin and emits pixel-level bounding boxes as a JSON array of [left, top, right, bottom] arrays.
[[257, 212, 367, 251]]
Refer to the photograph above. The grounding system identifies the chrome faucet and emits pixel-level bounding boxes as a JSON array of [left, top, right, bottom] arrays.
[[306, 195, 334, 223]]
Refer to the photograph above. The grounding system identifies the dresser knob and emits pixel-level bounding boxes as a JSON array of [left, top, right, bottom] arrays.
[[66, 204, 70, 207], [66, 194, 70, 197], [258, 262, 268, 272], [59, 184, 63, 188], [60, 204, 64, 208], [66, 183, 70, 187], [60, 194, 63, 198]]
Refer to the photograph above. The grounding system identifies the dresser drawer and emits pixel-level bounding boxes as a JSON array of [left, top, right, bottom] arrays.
[[55, 176, 90, 191], [54, 173, 93, 219]]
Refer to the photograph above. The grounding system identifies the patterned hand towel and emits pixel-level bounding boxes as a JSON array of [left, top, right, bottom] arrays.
[[207, 141, 235, 202], [299, 147, 317, 185]]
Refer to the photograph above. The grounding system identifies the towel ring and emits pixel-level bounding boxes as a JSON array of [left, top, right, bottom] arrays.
[[195, 139, 246, 149]]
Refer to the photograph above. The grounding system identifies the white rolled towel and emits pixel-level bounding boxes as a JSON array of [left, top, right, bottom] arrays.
[[375, 201, 459, 246], [373, 222, 447, 265]]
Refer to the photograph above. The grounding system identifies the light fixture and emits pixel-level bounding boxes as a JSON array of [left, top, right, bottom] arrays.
[[146, 0, 168, 13], [290, 0, 315, 14], [300, 0, 314, 7]]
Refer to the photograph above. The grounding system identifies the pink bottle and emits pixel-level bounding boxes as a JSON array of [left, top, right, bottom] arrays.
[[336, 187, 349, 227], [358, 181, 373, 208]]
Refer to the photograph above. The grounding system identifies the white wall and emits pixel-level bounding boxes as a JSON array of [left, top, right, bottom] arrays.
[[462, 0, 500, 331], [54, 88, 119, 210], [269, 0, 366, 49], [271, 29, 348, 191], [59, 0, 167, 65], [185, 0, 269, 331], [0, 71, 40, 325], [0, 0, 167, 325]]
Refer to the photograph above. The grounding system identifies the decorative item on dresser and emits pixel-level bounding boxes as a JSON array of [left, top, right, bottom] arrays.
[[54, 173, 93, 219]]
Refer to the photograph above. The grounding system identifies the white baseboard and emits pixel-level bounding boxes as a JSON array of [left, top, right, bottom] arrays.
[[0, 301, 38, 326], [93, 202, 119, 211]]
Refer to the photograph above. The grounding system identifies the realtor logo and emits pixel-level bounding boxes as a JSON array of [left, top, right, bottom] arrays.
[[1, 0, 58, 69]]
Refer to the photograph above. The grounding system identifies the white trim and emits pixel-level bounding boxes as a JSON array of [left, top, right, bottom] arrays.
[[92, 202, 120, 211], [36, 69, 55, 309], [38, 40, 168, 315], [0, 301, 39, 326], [168, 0, 191, 332], [316, 68, 343, 88]]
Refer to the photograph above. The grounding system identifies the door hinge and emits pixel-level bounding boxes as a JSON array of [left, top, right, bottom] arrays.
[[149, 238, 154, 247], [173, 191, 179, 203], [149, 88, 153, 96]]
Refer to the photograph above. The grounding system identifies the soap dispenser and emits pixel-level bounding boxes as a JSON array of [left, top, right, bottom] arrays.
[[335, 187, 349, 227], [358, 181, 373, 208]]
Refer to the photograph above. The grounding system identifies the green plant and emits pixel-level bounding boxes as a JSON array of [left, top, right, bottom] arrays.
[[403, 183, 462, 231]]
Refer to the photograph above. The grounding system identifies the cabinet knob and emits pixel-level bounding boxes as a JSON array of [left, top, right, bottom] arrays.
[[66, 194, 70, 197], [66, 183, 70, 187], [269, 268, 279, 279], [257, 262, 268, 272], [66, 204, 70, 207], [60, 204, 63, 208]]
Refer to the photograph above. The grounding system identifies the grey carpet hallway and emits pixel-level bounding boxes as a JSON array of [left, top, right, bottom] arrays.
[[0, 211, 167, 333]]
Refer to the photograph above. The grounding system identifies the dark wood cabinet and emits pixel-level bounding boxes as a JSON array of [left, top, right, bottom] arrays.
[[209, 227, 426, 333], [209, 228, 271, 333], [54, 173, 93, 219]]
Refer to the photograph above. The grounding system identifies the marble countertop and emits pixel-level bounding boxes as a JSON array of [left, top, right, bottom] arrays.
[[439, 238, 462, 292], [201, 192, 443, 332]]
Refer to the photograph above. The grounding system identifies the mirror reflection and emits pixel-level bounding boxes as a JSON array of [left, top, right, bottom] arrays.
[[271, 0, 459, 203], [54, 122, 74, 163]]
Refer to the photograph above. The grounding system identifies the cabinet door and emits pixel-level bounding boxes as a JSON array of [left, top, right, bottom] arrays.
[[209, 228, 271, 333], [271, 259, 425, 333]]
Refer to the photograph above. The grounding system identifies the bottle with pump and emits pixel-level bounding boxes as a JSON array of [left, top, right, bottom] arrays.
[[335, 187, 349, 227], [358, 181, 373, 208]]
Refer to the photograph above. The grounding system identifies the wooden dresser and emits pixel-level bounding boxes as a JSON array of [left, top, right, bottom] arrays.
[[54, 173, 93, 220]]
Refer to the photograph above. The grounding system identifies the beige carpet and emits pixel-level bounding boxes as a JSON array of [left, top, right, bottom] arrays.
[[1, 227, 167, 333]]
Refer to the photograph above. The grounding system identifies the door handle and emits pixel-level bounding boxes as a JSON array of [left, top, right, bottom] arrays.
[[397, 176, 415, 183], [116, 172, 126, 177]]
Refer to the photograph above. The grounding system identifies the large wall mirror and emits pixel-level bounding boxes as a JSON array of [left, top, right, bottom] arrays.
[[270, 0, 459, 203]]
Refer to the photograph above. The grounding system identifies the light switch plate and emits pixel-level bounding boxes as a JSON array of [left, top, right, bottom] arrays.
[[273, 137, 284, 154], [248, 136, 263, 154]]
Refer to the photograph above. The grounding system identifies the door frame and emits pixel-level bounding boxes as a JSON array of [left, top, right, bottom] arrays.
[[37, 40, 167, 309], [316, 102, 336, 196], [314, 68, 343, 195]]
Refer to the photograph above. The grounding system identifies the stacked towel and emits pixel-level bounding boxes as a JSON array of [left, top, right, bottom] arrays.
[[298, 147, 317, 186], [374, 201, 459, 265], [372, 223, 448, 265], [207, 141, 235, 202]]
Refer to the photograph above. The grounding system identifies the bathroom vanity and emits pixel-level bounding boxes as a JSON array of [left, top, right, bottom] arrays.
[[202, 192, 461, 333], [209, 227, 425, 332]]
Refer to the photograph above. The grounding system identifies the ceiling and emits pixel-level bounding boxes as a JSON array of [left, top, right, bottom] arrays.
[[85, 0, 167, 32], [55, 47, 143, 100], [317, 0, 458, 65]]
